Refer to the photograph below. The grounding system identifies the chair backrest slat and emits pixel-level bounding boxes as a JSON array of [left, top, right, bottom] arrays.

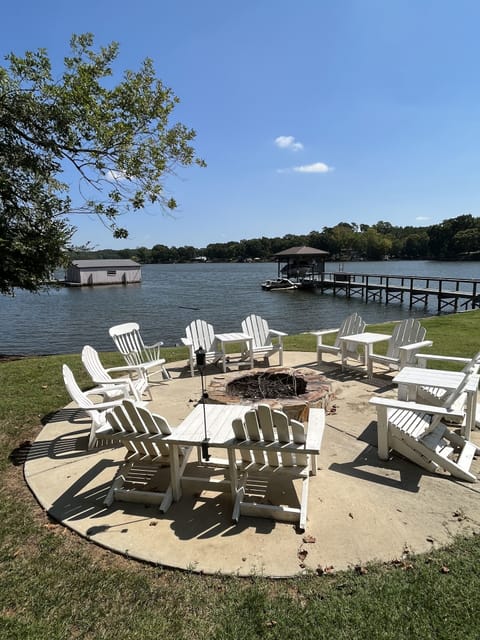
[[107, 400, 172, 457], [257, 404, 275, 440], [242, 315, 271, 348], [234, 405, 307, 469], [82, 345, 111, 383], [232, 418, 252, 464], [333, 312, 366, 349], [387, 318, 426, 359], [257, 405, 278, 466], [63, 364, 96, 412], [186, 319, 216, 352], [244, 410, 261, 440], [272, 410, 293, 466], [244, 409, 267, 464], [109, 323, 148, 366]]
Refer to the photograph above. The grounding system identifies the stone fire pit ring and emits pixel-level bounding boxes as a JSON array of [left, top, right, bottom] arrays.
[[207, 367, 335, 422]]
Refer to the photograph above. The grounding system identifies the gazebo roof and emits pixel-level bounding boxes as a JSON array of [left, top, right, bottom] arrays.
[[273, 246, 329, 258]]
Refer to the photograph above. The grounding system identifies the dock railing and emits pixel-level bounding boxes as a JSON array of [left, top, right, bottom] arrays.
[[298, 272, 480, 312]]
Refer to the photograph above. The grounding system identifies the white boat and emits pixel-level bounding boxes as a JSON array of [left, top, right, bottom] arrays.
[[261, 278, 298, 291]]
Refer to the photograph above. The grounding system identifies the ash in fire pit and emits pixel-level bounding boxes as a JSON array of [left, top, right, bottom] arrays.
[[227, 371, 307, 400], [208, 367, 334, 422]]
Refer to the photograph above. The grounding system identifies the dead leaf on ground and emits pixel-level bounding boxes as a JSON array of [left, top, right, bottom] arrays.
[[354, 565, 368, 575], [302, 534, 316, 544], [297, 548, 308, 562], [324, 565, 335, 575], [390, 559, 414, 570]]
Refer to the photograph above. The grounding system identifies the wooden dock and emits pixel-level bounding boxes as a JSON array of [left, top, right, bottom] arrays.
[[298, 272, 480, 313]]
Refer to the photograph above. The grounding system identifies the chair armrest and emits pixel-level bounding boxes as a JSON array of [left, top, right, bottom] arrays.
[[415, 353, 471, 368], [78, 398, 124, 411], [305, 408, 325, 452], [144, 340, 164, 349], [398, 340, 433, 354], [91, 377, 130, 386], [369, 396, 464, 420], [181, 337, 193, 347], [85, 384, 128, 396], [310, 329, 339, 337], [311, 328, 339, 347], [105, 364, 146, 376], [268, 329, 287, 339], [143, 342, 163, 361]]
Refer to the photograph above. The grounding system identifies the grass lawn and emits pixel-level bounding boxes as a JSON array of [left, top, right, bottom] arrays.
[[1, 310, 480, 639]]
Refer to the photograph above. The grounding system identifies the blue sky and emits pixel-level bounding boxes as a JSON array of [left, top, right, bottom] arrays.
[[3, 1, 480, 249]]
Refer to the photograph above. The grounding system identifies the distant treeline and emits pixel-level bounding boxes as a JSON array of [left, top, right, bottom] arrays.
[[70, 214, 480, 263]]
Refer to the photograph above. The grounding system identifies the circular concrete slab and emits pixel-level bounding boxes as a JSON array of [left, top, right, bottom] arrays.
[[24, 353, 480, 577]]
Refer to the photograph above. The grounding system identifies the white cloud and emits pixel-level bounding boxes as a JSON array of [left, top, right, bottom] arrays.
[[292, 162, 332, 173], [105, 169, 127, 181], [416, 216, 431, 221], [274, 135, 304, 151]]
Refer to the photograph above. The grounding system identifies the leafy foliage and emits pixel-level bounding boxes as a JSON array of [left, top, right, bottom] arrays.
[[0, 33, 204, 294], [69, 214, 480, 264]]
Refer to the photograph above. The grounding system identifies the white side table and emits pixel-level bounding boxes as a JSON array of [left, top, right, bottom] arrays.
[[339, 332, 391, 378], [214, 332, 254, 372]]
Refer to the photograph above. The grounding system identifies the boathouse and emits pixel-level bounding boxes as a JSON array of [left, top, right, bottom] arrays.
[[273, 246, 329, 280], [64, 259, 141, 286]]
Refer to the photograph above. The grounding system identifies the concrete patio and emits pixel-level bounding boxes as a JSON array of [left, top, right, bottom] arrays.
[[24, 352, 480, 577]]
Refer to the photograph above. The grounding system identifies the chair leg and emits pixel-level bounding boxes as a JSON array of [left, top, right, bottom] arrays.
[[162, 366, 171, 380], [375, 407, 390, 460]]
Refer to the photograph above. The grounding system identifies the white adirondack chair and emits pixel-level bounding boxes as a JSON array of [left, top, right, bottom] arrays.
[[415, 351, 480, 420], [311, 312, 366, 365], [109, 322, 170, 382], [81, 345, 151, 402], [229, 404, 325, 531], [370, 373, 480, 482], [62, 364, 124, 449], [368, 318, 432, 374], [99, 400, 192, 512], [241, 314, 287, 366], [181, 319, 223, 376]]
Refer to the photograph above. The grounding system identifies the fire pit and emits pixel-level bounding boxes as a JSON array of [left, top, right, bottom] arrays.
[[207, 367, 334, 422]]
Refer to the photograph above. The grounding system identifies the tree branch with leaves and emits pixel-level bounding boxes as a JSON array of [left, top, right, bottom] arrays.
[[0, 32, 205, 294]]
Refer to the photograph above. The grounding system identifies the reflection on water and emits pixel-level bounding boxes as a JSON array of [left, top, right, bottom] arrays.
[[1, 260, 479, 355]]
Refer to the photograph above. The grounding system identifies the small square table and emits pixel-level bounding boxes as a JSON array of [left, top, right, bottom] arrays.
[[393, 367, 479, 438], [164, 403, 325, 506], [165, 404, 251, 501], [214, 332, 254, 372], [339, 332, 391, 378], [393, 366, 466, 402]]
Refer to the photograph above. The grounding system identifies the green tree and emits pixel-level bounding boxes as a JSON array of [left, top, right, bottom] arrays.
[[0, 33, 205, 294], [176, 245, 196, 262], [151, 243, 172, 263], [453, 228, 480, 255], [428, 214, 476, 259], [322, 223, 357, 258], [363, 228, 392, 260], [403, 232, 429, 259]]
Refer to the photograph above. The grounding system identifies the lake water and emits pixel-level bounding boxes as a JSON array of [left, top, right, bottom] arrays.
[[1, 260, 479, 356]]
